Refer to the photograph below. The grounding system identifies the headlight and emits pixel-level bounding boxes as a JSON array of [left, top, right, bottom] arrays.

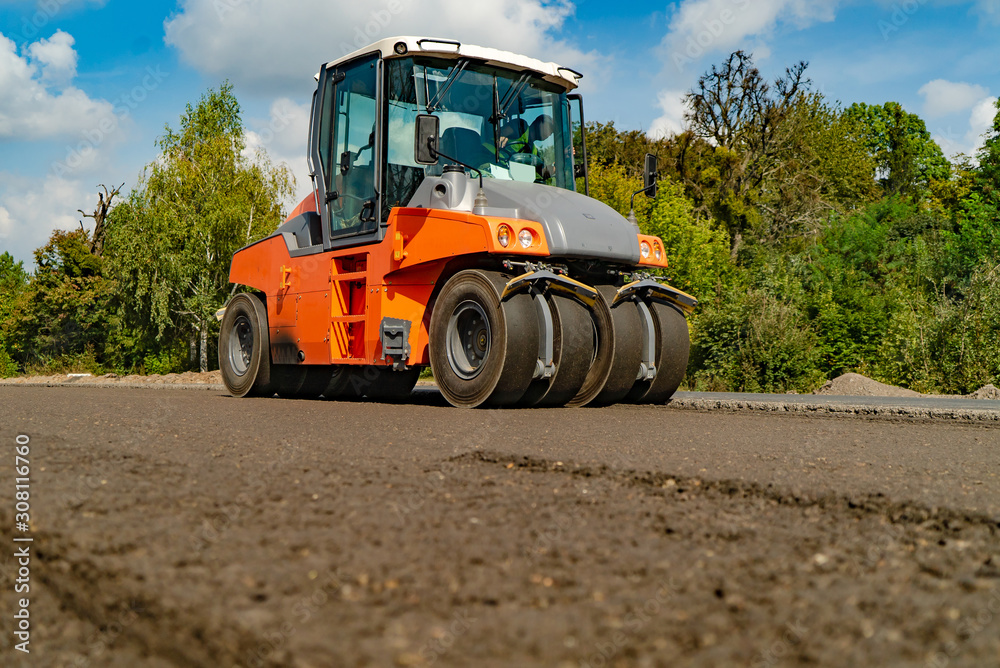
[[498, 224, 511, 248], [640, 241, 651, 259], [654, 243, 662, 261], [518, 229, 533, 249]]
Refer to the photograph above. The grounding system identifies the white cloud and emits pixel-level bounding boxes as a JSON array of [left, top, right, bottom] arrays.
[[663, 0, 840, 73], [243, 98, 312, 206], [0, 205, 11, 239], [0, 173, 95, 266], [971, 0, 1000, 25], [27, 29, 77, 84], [0, 31, 114, 140], [968, 96, 999, 150], [930, 95, 998, 159], [648, 90, 687, 139], [164, 0, 600, 95], [918, 79, 989, 118]]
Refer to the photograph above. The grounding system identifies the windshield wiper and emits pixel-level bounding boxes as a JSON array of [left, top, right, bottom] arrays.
[[426, 59, 470, 113], [494, 72, 531, 122]]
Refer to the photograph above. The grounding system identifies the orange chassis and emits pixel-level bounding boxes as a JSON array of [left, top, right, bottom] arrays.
[[229, 199, 670, 370]]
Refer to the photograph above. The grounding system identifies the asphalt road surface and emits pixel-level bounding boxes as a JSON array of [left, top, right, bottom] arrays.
[[1, 386, 998, 667]]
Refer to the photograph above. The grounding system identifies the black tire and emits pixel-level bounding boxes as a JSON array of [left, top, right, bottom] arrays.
[[587, 285, 643, 406], [566, 289, 615, 408], [362, 366, 421, 401], [629, 301, 690, 404], [322, 365, 364, 400], [429, 270, 538, 408], [219, 293, 275, 398], [521, 294, 595, 407], [275, 365, 328, 399]]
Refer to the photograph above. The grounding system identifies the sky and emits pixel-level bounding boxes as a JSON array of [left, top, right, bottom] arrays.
[[0, 0, 998, 267]]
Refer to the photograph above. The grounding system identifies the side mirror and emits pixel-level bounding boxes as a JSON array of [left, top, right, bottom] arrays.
[[643, 153, 658, 199], [414, 114, 440, 165]]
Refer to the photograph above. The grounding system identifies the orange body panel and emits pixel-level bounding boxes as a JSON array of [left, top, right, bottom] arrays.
[[228, 206, 552, 368]]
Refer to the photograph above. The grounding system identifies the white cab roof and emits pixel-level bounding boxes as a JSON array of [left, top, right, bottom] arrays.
[[323, 36, 581, 91]]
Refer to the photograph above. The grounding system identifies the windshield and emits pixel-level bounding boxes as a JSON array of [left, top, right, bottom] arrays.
[[382, 56, 575, 214]]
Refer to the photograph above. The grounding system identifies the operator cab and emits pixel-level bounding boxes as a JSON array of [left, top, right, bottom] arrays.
[[307, 36, 584, 251]]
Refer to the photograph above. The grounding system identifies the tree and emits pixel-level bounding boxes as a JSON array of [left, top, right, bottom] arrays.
[[683, 50, 810, 255], [751, 93, 879, 246], [6, 230, 112, 370], [844, 102, 950, 196], [77, 183, 123, 257], [0, 252, 29, 376], [104, 82, 293, 372], [973, 97, 1000, 203]]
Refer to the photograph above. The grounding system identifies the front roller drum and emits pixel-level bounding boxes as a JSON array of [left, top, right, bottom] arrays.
[[626, 301, 690, 404], [219, 293, 276, 398], [430, 270, 539, 408], [568, 285, 643, 407], [520, 293, 595, 407]]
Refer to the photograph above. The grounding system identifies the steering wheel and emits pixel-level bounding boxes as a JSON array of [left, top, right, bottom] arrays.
[[509, 152, 545, 167]]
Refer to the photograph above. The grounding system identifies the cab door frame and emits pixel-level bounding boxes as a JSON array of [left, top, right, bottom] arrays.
[[310, 52, 386, 251]]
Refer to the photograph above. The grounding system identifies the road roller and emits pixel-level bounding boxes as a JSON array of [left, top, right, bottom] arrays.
[[219, 36, 696, 407]]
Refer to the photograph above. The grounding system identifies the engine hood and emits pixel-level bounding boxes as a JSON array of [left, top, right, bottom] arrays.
[[406, 174, 641, 264]]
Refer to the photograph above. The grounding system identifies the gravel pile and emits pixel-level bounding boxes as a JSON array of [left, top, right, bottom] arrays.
[[815, 372, 998, 399]]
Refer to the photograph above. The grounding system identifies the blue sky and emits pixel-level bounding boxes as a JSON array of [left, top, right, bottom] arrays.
[[1, 0, 998, 267]]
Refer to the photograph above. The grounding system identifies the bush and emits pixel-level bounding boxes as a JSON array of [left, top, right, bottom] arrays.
[[0, 345, 18, 378], [690, 287, 824, 393], [24, 346, 105, 376]]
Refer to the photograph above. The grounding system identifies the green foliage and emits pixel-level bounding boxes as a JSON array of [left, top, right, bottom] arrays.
[[644, 180, 733, 302], [7, 230, 113, 372], [25, 345, 105, 376], [844, 102, 951, 196], [104, 81, 293, 372], [689, 286, 824, 393], [0, 252, 28, 376], [1, 54, 994, 397]]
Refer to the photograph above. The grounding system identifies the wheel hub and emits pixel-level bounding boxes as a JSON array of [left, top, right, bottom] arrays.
[[446, 301, 491, 380], [228, 314, 254, 377]]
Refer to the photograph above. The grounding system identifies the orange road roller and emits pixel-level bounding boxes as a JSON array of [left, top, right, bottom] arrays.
[[219, 36, 696, 408]]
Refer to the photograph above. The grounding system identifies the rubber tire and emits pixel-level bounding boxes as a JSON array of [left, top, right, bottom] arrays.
[[219, 293, 275, 398], [587, 285, 643, 407], [566, 288, 616, 408], [521, 294, 595, 407], [362, 366, 421, 401], [628, 302, 690, 404], [273, 365, 318, 399], [322, 365, 365, 400], [429, 270, 538, 408]]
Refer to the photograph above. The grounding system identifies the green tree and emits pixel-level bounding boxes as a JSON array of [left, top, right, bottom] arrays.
[[750, 93, 879, 247], [844, 102, 950, 196], [8, 230, 113, 372], [105, 82, 294, 372], [0, 252, 29, 376], [684, 50, 810, 255], [973, 97, 1000, 202]]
